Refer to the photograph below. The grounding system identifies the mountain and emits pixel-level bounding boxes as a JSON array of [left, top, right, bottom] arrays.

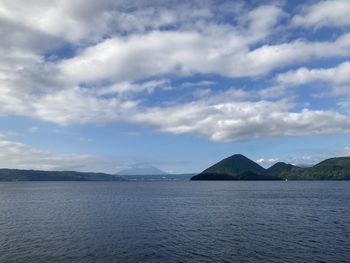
[[121, 173, 195, 181], [117, 166, 167, 176], [191, 154, 350, 181], [191, 154, 281, 180], [284, 157, 350, 180], [201, 154, 266, 175], [266, 162, 302, 178], [0, 169, 124, 181]]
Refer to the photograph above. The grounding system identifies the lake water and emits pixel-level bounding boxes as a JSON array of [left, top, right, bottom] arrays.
[[0, 181, 349, 262]]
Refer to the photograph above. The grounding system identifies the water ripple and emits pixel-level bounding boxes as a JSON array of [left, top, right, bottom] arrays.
[[0, 181, 350, 263]]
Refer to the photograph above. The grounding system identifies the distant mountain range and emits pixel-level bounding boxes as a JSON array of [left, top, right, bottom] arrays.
[[191, 154, 350, 180], [0, 169, 124, 181], [116, 166, 195, 181], [120, 173, 195, 181], [116, 165, 167, 176], [1, 154, 349, 181], [0, 168, 193, 182]]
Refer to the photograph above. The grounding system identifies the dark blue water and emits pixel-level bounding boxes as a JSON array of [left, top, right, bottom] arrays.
[[0, 181, 349, 263]]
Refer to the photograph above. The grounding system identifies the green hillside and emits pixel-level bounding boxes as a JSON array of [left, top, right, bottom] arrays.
[[191, 154, 350, 181], [266, 162, 302, 179], [285, 157, 350, 180], [191, 154, 281, 180], [202, 154, 266, 175]]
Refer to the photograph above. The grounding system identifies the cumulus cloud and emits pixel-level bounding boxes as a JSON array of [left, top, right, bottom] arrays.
[[0, 1, 278, 44], [243, 34, 350, 76], [276, 61, 350, 86], [132, 96, 350, 142], [276, 61, 350, 102], [32, 88, 138, 125], [59, 30, 245, 82], [1, 0, 350, 143], [0, 0, 119, 43], [0, 77, 138, 125], [59, 31, 350, 83], [292, 0, 350, 28], [55, 4, 288, 83]]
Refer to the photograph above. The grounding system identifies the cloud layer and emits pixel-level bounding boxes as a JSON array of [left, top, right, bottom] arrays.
[[0, 134, 102, 171], [292, 0, 350, 28], [0, 0, 350, 145]]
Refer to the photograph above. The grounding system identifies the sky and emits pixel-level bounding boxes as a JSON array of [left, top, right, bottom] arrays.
[[0, 0, 350, 173]]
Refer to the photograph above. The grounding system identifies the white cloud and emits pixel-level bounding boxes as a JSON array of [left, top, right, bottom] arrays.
[[55, 4, 287, 83], [242, 34, 350, 76], [256, 158, 280, 167], [292, 0, 350, 28], [0, 1, 276, 45], [0, 0, 118, 43], [276, 61, 350, 103], [132, 96, 350, 142], [181, 80, 216, 88], [0, 138, 103, 171], [32, 87, 137, 125], [59, 30, 350, 84], [97, 79, 170, 96], [2, 57, 350, 141], [1, 1, 350, 143], [0, 65, 138, 124], [258, 85, 288, 99], [276, 61, 350, 86], [240, 4, 286, 42], [59, 30, 243, 82]]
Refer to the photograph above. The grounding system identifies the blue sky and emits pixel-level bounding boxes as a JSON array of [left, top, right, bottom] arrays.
[[0, 0, 350, 173]]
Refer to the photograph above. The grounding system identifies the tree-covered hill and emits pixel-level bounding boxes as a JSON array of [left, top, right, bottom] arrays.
[[191, 154, 350, 181], [282, 157, 350, 180], [191, 154, 281, 180]]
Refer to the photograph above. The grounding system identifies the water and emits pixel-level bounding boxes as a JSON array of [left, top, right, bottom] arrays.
[[0, 181, 349, 263]]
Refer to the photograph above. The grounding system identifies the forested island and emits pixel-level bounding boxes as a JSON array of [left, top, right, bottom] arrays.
[[191, 154, 350, 181]]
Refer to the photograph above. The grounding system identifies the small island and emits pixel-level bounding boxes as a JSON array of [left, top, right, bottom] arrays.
[[191, 154, 350, 181]]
